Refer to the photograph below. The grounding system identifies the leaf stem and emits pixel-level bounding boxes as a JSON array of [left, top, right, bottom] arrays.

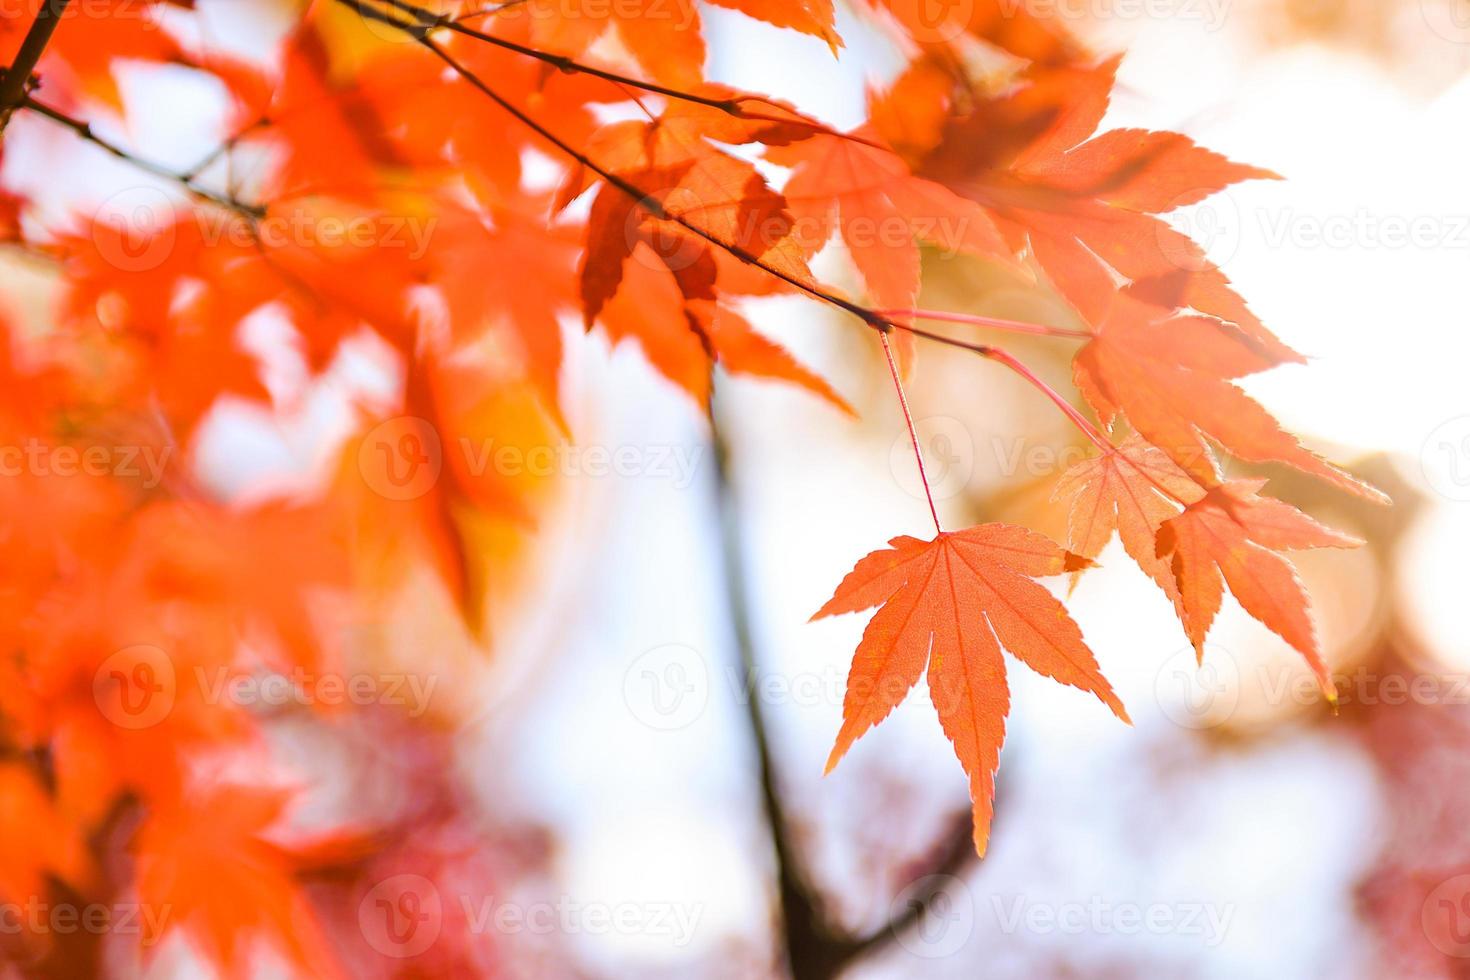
[[881, 332, 942, 535]]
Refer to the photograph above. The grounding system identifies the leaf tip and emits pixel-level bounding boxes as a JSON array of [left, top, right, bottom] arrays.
[[1062, 551, 1095, 573]]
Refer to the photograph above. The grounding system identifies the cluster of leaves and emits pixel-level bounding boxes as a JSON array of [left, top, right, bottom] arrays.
[[0, 0, 1382, 970]]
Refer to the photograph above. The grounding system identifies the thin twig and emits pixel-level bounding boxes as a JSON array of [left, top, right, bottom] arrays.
[[350, 0, 881, 147], [19, 97, 265, 218]]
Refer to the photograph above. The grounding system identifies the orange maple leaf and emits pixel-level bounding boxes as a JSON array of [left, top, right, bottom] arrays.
[[1052, 432, 1204, 604], [1156, 479, 1362, 700], [814, 524, 1128, 854], [1073, 284, 1388, 501], [766, 129, 1016, 312], [134, 785, 343, 980], [883, 56, 1295, 363]]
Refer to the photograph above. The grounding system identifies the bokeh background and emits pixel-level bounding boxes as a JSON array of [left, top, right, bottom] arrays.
[[6, 0, 1470, 976]]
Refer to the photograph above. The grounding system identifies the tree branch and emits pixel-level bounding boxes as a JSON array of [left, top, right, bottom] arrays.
[[710, 409, 980, 979], [708, 417, 840, 978], [0, 0, 72, 131]]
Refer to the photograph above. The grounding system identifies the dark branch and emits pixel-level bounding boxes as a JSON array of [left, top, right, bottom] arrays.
[[709, 418, 843, 978], [710, 412, 980, 980], [0, 0, 73, 130]]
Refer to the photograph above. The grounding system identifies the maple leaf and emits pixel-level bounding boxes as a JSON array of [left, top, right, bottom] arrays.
[[134, 784, 343, 979], [227, 23, 407, 202], [814, 524, 1128, 854], [860, 0, 1083, 65], [596, 247, 852, 412], [883, 56, 1298, 364], [521, 0, 707, 87], [766, 130, 1015, 312], [1052, 432, 1203, 603], [579, 114, 814, 327], [0, 177, 20, 242], [430, 200, 581, 424], [707, 0, 841, 49], [344, 23, 624, 203], [1155, 479, 1361, 699], [0, 764, 88, 909], [1, 0, 185, 112], [514, 0, 843, 86], [1073, 283, 1389, 501]]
